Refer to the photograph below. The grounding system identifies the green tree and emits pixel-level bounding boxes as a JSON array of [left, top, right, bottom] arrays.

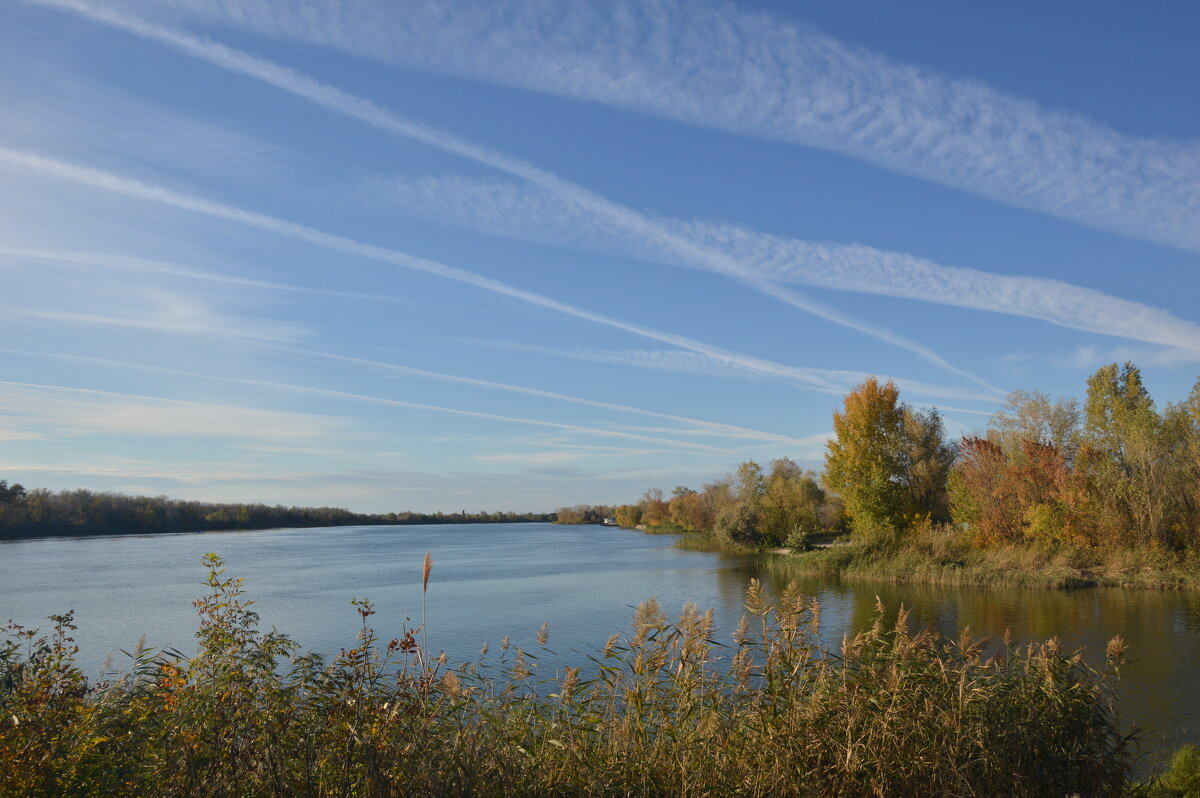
[[824, 378, 909, 534], [733, 461, 765, 508], [1083, 362, 1157, 459], [714, 502, 760, 546], [759, 459, 824, 545], [899, 407, 957, 523], [1078, 362, 1168, 546], [0, 481, 26, 505]]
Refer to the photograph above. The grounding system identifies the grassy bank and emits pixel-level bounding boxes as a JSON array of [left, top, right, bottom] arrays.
[[766, 525, 1200, 591], [661, 522, 1200, 589], [1, 554, 1135, 796]]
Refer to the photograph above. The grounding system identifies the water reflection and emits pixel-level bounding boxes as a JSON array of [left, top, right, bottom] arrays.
[[757, 561, 1200, 773]]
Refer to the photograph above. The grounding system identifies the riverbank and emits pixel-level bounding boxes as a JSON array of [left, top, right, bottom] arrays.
[[668, 525, 1200, 590]]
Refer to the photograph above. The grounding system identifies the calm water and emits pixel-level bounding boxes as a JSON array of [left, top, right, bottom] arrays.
[[3, 522, 1198, 772]]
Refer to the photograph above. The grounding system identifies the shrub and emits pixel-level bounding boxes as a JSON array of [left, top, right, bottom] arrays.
[[1141, 745, 1200, 797], [784, 524, 812, 552]]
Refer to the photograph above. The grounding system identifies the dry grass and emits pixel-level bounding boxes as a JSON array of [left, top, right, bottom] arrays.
[[0, 553, 1135, 796], [773, 524, 1200, 591]]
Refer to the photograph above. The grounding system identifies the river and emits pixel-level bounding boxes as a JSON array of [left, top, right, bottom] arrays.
[[2, 522, 1197, 773]]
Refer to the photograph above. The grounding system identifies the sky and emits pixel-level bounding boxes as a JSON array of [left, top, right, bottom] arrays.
[[0, 0, 1197, 513]]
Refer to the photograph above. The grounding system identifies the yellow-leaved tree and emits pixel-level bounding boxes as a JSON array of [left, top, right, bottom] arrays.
[[824, 378, 954, 537]]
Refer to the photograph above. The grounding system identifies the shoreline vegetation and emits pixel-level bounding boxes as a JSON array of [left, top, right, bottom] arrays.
[[558, 361, 1200, 592], [1, 554, 1157, 796], [0, 482, 552, 541], [777, 528, 1198, 591]]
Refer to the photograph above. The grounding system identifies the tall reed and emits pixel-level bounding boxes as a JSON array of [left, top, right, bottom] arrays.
[[1, 553, 1134, 796]]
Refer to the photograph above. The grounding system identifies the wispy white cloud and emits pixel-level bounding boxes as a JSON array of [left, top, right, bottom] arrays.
[[1058, 344, 1200, 371], [0, 247, 409, 304], [612, 425, 833, 458], [0, 464, 323, 483], [683, 221, 1200, 357], [0, 146, 993, 402], [0, 359, 737, 454], [2, 345, 811, 446], [441, 338, 1002, 403], [16, 0, 995, 390], [470, 451, 589, 466], [0, 380, 350, 441], [0, 422, 45, 442], [0, 42, 287, 178], [78, 0, 1200, 252], [0, 461, 701, 512], [2, 287, 308, 342], [448, 338, 778, 382], [370, 175, 1200, 357], [470, 446, 689, 466], [264, 345, 813, 445]]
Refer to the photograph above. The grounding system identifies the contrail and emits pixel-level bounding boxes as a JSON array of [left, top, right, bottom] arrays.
[[0, 145, 855, 394], [17, 0, 998, 391], [77, 0, 1199, 253], [0, 376, 736, 454], [436, 337, 1004, 403], [0, 246, 408, 303], [261, 345, 817, 445], [0, 345, 817, 446], [372, 176, 1200, 357]]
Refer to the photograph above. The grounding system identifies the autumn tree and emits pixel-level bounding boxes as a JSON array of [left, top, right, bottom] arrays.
[[759, 458, 824, 544], [1012, 441, 1088, 545], [948, 438, 1019, 546], [952, 365, 1198, 550], [1076, 363, 1169, 546], [824, 378, 906, 533], [613, 504, 643, 528], [1180, 377, 1200, 545], [733, 461, 766, 507], [639, 488, 671, 527], [950, 438, 1084, 547], [715, 503, 760, 546], [899, 407, 957, 523], [990, 390, 1081, 462], [699, 478, 735, 530], [668, 486, 713, 532], [824, 378, 952, 535]]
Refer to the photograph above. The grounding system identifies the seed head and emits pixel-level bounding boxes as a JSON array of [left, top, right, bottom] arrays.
[[422, 552, 433, 594]]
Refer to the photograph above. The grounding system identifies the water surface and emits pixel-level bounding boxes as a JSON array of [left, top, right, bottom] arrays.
[[2, 522, 1197, 772]]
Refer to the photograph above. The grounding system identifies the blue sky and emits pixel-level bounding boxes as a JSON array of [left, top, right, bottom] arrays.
[[1, 0, 1197, 512]]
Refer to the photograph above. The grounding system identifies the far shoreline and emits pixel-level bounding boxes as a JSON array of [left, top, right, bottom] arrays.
[[0, 517, 559, 543]]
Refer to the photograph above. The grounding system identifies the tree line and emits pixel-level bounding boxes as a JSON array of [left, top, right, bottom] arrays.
[[553, 505, 617, 525], [0, 484, 552, 539], [580, 362, 1200, 553]]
